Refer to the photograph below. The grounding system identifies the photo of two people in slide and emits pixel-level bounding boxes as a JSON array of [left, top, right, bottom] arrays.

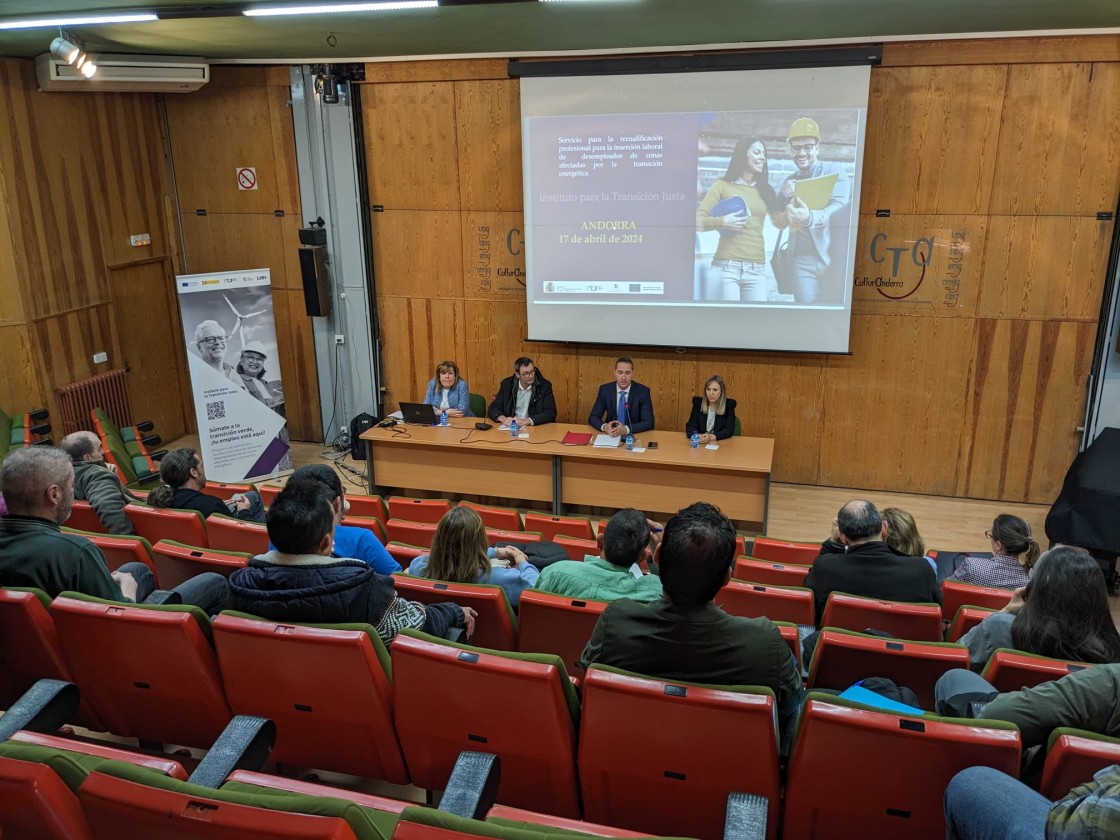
[[695, 113, 854, 305]]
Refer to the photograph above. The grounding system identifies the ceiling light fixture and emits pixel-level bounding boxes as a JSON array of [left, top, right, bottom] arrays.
[[50, 36, 81, 64], [49, 32, 97, 78], [244, 1, 437, 16], [0, 13, 158, 31]]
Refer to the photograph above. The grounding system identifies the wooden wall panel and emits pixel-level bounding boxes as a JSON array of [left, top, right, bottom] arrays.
[[852, 215, 986, 318], [989, 62, 1120, 216], [377, 296, 467, 408], [819, 315, 974, 496], [958, 319, 1095, 502], [364, 82, 461, 210], [456, 80, 523, 212], [34, 305, 120, 419], [165, 72, 297, 215], [0, 193, 25, 326], [978, 216, 1111, 321], [271, 289, 322, 442], [463, 299, 530, 412], [861, 65, 1006, 215], [0, 325, 41, 412], [364, 60, 509, 84], [372, 211, 464, 299], [179, 214, 304, 289], [881, 35, 1120, 67], [462, 212, 527, 299]]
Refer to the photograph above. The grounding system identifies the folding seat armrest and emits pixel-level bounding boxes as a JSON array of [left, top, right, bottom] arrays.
[[136, 420, 155, 434], [30, 422, 51, 436], [150, 450, 169, 462], [141, 434, 162, 448], [438, 751, 501, 820], [0, 679, 80, 742], [142, 589, 182, 606], [724, 792, 768, 840], [29, 408, 49, 422], [187, 715, 276, 788], [30, 438, 53, 446]]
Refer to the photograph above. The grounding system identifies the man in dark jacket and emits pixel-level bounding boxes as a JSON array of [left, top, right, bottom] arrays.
[[487, 356, 557, 427], [59, 431, 140, 535], [804, 499, 941, 623], [229, 481, 475, 646], [581, 501, 801, 735]]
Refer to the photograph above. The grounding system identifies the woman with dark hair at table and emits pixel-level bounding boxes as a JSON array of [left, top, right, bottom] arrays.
[[684, 375, 737, 444]]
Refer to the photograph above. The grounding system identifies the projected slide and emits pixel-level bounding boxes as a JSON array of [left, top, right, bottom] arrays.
[[522, 66, 870, 353]]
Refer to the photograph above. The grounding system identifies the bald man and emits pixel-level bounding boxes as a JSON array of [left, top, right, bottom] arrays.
[[59, 431, 141, 535]]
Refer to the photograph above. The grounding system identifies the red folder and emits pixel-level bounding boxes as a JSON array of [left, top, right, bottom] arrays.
[[561, 431, 593, 446]]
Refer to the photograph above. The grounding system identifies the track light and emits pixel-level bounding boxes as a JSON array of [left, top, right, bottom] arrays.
[[49, 32, 97, 78]]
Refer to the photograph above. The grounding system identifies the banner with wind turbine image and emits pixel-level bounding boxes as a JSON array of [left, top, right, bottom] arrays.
[[175, 268, 294, 483]]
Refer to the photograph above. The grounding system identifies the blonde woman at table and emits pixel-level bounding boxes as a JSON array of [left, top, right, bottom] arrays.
[[408, 506, 539, 608], [684, 375, 737, 444]]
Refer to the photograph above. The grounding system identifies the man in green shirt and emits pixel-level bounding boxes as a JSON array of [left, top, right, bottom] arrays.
[[535, 508, 662, 603]]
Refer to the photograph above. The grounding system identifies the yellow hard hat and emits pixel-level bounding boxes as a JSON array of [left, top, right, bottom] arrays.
[[787, 117, 820, 141]]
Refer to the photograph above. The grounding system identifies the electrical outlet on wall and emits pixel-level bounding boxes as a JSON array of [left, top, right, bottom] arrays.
[[92, 352, 108, 364]]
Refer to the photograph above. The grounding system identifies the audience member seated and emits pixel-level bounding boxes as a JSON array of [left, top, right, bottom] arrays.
[[882, 506, 934, 570], [0, 447, 228, 612], [950, 513, 1039, 589], [59, 430, 142, 535], [580, 501, 801, 733], [408, 506, 538, 608], [945, 764, 1120, 840], [487, 355, 557, 428], [423, 359, 474, 418], [229, 481, 475, 645], [147, 447, 265, 522], [276, 464, 399, 574], [804, 499, 941, 623], [935, 664, 1120, 751], [535, 508, 663, 603], [684, 374, 737, 443], [958, 545, 1120, 669]]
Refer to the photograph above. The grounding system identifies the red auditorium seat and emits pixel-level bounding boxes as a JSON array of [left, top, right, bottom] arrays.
[[125, 504, 208, 548], [386, 542, 428, 567], [486, 528, 542, 544], [206, 514, 270, 555], [980, 649, 1093, 693], [212, 612, 408, 783], [806, 629, 970, 708], [257, 483, 283, 508], [391, 575, 517, 651], [342, 515, 388, 544], [944, 606, 997, 642], [0, 588, 103, 729], [715, 581, 815, 626], [522, 513, 595, 541], [0, 754, 95, 840], [458, 501, 522, 530], [554, 536, 599, 561], [7, 732, 189, 779], [62, 530, 157, 579], [940, 580, 1013, 618], [579, 665, 781, 840], [386, 520, 438, 548], [391, 630, 580, 818], [1040, 728, 1120, 800], [345, 493, 389, 522], [486, 805, 650, 837], [65, 501, 107, 534], [387, 497, 452, 523], [225, 770, 410, 813], [783, 694, 1022, 839], [517, 589, 607, 677], [750, 537, 820, 565], [151, 541, 251, 589], [733, 557, 811, 588], [820, 592, 943, 641], [51, 594, 232, 748], [202, 481, 255, 501]]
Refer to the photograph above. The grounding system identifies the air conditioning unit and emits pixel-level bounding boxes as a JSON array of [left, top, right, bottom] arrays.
[[36, 53, 210, 93]]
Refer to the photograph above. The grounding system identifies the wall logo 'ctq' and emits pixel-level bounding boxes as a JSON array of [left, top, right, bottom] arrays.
[[861, 233, 935, 300]]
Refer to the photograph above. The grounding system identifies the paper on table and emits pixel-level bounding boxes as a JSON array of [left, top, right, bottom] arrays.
[[594, 434, 621, 448], [388, 410, 404, 420], [705, 444, 719, 450], [630, 447, 646, 453]]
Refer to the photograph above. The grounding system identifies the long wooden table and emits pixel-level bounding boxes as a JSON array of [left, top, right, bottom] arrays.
[[360, 420, 774, 528]]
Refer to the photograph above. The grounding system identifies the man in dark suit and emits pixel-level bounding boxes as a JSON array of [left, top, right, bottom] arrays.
[[587, 357, 655, 437], [487, 356, 557, 427]]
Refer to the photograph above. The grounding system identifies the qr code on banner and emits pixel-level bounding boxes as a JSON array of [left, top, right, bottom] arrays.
[[206, 401, 226, 421]]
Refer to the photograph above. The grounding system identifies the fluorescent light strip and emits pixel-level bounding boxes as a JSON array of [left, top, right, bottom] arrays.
[[244, 1, 436, 15], [0, 13, 158, 30]]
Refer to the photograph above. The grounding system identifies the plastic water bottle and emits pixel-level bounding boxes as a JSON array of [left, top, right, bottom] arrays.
[[510, 419, 519, 438], [625, 434, 634, 451], [439, 410, 449, 427], [690, 432, 701, 449]]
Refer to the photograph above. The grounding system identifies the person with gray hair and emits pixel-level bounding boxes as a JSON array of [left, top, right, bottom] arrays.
[[804, 499, 941, 625], [0, 447, 229, 612], [192, 319, 244, 388], [59, 430, 141, 535]]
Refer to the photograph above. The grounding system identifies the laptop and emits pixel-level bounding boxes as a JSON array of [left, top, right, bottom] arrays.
[[399, 401, 438, 425]]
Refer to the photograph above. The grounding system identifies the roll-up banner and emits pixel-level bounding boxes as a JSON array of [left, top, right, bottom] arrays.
[[175, 268, 294, 483]]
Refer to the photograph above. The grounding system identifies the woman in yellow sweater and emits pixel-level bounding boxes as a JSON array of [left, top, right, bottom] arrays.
[[697, 137, 784, 302]]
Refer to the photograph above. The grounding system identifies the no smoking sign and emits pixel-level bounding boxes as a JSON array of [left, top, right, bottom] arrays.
[[236, 166, 258, 191]]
